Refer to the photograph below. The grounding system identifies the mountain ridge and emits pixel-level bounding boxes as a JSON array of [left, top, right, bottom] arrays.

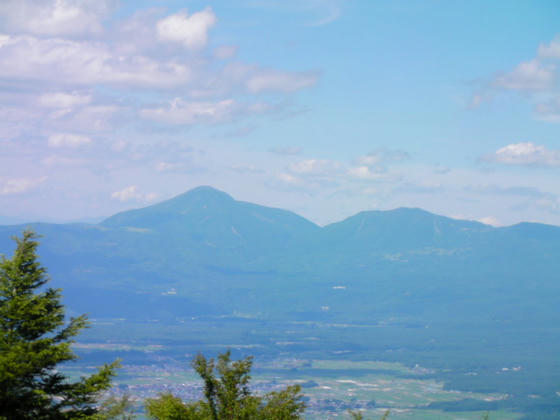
[[98, 187, 560, 231], [1, 185, 559, 308], [2, 186, 558, 230], [0, 184, 557, 310]]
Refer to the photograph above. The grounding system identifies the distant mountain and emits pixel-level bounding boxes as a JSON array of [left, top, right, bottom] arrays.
[[0, 187, 323, 318], [0, 185, 559, 321], [320, 207, 491, 253], [102, 185, 319, 256]]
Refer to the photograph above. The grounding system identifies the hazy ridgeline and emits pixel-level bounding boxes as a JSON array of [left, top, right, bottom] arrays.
[[1, 186, 559, 419]]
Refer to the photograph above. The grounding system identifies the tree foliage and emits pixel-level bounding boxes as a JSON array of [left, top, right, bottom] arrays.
[[92, 394, 137, 420], [145, 350, 305, 420], [0, 230, 119, 419], [348, 409, 390, 420]]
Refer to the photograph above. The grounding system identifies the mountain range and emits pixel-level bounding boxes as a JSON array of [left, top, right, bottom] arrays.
[[0, 185, 558, 322]]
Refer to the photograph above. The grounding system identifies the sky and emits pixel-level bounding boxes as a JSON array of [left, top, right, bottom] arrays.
[[1, 0, 560, 227]]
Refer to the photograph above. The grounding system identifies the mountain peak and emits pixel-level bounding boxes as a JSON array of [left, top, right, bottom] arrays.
[[181, 185, 233, 198], [101, 186, 235, 227], [166, 186, 235, 206]]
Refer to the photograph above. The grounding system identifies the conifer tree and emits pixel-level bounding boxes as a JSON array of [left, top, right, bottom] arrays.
[[0, 230, 119, 419]]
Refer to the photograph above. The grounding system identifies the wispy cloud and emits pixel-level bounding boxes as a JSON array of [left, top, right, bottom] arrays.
[[141, 98, 237, 125], [0, 1, 319, 140], [38, 92, 91, 108], [48, 132, 92, 148], [354, 149, 410, 167], [0, 35, 193, 87], [246, 70, 319, 93], [471, 34, 560, 123], [348, 149, 410, 179], [111, 185, 157, 202], [288, 158, 341, 176], [0, 176, 47, 195], [477, 216, 501, 226], [347, 165, 387, 180], [493, 60, 555, 91]]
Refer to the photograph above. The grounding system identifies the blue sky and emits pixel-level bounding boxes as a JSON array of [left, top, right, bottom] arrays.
[[0, 0, 559, 226]]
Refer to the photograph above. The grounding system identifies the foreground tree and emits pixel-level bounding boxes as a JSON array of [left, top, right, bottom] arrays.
[[0, 230, 119, 419], [348, 409, 390, 420], [92, 394, 137, 420], [146, 351, 305, 420]]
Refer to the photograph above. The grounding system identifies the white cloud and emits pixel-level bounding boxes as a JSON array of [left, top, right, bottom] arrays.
[[156, 8, 217, 50], [289, 159, 340, 175], [0, 0, 112, 37], [247, 70, 319, 93], [144, 192, 158, 202], [38, 92, 91, 108], [477, 216, 501, 226], [0, 35, 192, 87], [0, 6, 319, 137], [154, 161, 185, 172], [485, 142, 560, 167], [356, 154, 382, 166], [277, 172, 301, 185], [494, 59, 556, 91], [473, 35, 560, 115], [140, 98, 236, 125], [48, 132, 92, 148], [349, 150, 409, 179], [538, 38, 560, 59], [0, 34, 10, 47], [111, 185, 140, 201], [347, 165, 386, 180], [111, 185, 157, 202], [0, 176, 46, 195]]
